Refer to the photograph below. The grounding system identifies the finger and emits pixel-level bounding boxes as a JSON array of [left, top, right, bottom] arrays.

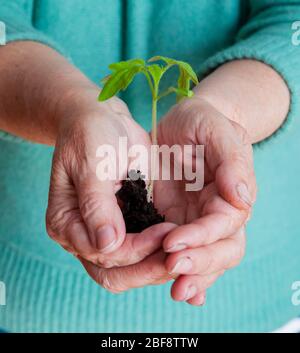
[[199, 112, 256, 210], [75, 174, 126, 254], [46, 156, 98, 261], [97, 222, 177, 268], [171, 271, 224, 302], [165, 228, 246, 276], [164, 194, 247, 252], [215, 152, 256, 210], [47, 155, 177, 265], [186, 292, 207, 306], [47, 155, 124, 260], [61, 217, 96, 259], [79, 250, 174, 293]]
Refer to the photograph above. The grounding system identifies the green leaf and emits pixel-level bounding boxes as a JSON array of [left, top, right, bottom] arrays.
[[149, 55, 198, 85], [177, 61, 198, 85], [98, 58, 146, 101], [99, 56, 198, 103], [146, 64, 164, 90], [157, 86, 194, 102], [100, 74, 111, 84], [167, 86, 194, 98], [98, 66, 143, 101], [109, 58, 145, 72], [148, 55, 175, 66], [98, 71, 127, 101], [178, 67, 190, 91], [123, 65, 144, 90]]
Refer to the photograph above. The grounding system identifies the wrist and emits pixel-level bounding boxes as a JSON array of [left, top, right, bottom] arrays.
[[193, 60, 290, 143], [193, 85, 242, 127], [56, 86, 130, 139]]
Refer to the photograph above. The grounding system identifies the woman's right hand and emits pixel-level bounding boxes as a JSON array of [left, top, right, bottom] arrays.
[[46, 89, 176, 291]]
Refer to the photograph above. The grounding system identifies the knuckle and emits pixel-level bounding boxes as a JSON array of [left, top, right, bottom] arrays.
[[231, 151, 248, 169], [203, 275, 216, 289], [199, 115, 214, 145], [251, 178, 258, 201], [97, 271, 126, 294], [198, 276, 211, 291], [45, 209, 60, 240], [194, 273, 215, 292], [59, 127, 87, 174], [97, 257, 116, 269], [228, 242, 245, 269], [200, 247, 214, 273], [206, 270, 224, 287], [229, 256, 242, 269], [219, 269, 226, 276], [238, 242, 246, 261], [46, 207, 74, 235], [231, 120, 251, 145], [240, 127, 251, 146], [202, 197, 218, 215], [109, 96, 130, 115], [193, 219, 211, 241], [61, 244, 77, 256], [46, 218, 58, 241], [135, 244, 151, 262], [143, 264, 161, 282], [80, 194, 104, 222]]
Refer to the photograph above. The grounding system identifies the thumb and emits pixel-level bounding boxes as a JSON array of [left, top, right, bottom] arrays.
[[75, 175, 126, 254], [203, 117, 256, 210]]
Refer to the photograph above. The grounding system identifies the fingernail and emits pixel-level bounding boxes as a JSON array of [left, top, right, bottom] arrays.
[[96, 225, 117, 253], [170, 257, 193, 274], [198, 293, 206, 305], [165, 243, 187, 253], [184, 285, 197, 301], [236, 182, 252, 206]]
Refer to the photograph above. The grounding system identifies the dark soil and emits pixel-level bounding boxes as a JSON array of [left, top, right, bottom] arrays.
[[116, 170, 165, 233]]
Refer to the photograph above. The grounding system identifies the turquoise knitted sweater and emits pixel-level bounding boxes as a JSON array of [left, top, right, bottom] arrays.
[[0, 0, 300, 333]]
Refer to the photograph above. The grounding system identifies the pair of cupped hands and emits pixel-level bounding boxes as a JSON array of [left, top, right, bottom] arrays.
[[46, 89, 256, 306]]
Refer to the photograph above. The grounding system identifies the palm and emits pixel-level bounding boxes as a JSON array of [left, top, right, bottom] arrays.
[[153, 104, 216, 224], [154, 159, 216, 225], [152, 98, 253, 225]]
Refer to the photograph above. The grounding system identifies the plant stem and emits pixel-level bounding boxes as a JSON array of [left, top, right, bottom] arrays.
[[151, 97, 158, 146], [147, 97, 157, 202], [143, 71, 155, 98]]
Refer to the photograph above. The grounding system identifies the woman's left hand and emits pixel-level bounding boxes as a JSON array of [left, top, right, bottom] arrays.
[[154, 97, 257, 306]]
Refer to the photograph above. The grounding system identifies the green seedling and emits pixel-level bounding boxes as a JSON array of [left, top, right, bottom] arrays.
[[98, 56, 199, 201]]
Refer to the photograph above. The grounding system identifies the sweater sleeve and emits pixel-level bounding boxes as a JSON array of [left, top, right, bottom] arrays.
[[199, 0, 300, 143], [0, 0, 68, 56], [0, 0, 69, 143]]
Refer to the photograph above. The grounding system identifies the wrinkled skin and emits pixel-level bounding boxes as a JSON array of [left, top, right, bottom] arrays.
[[46, 95, 256, 305], [154, 98, 256, 304]]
